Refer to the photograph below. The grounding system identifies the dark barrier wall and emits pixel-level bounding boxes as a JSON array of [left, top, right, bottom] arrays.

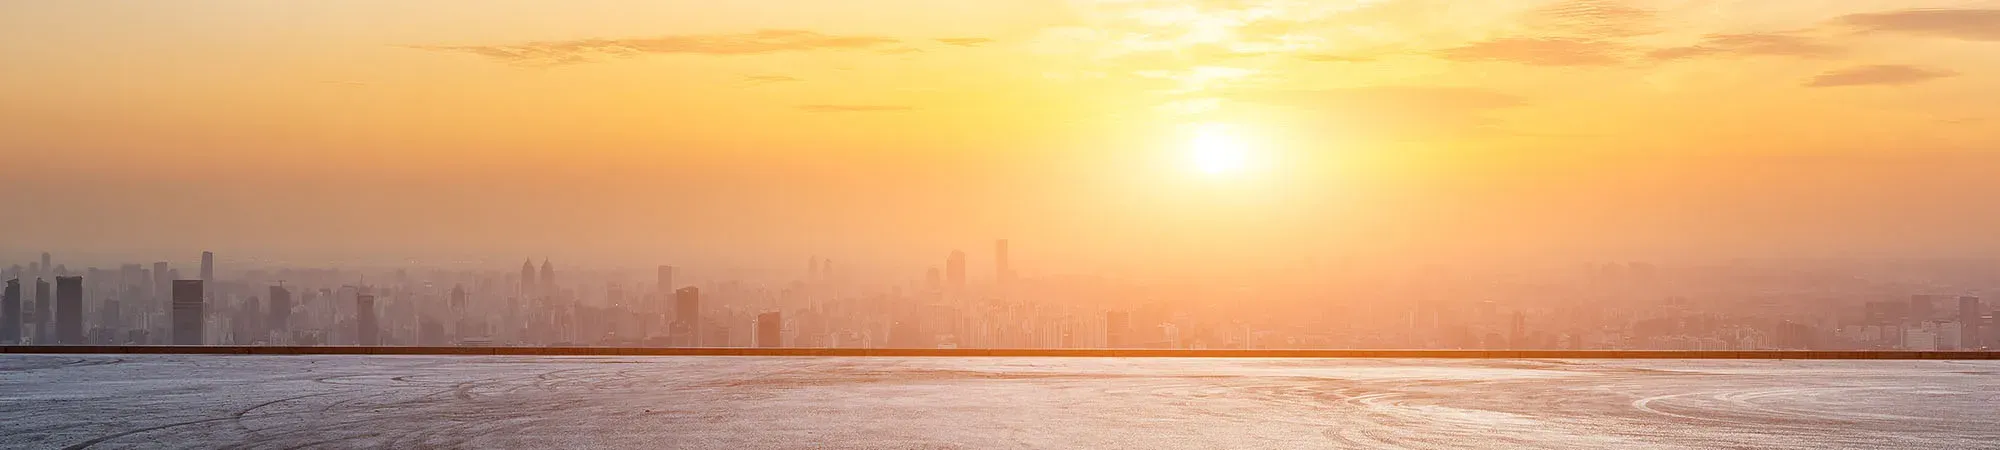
[[2, 346, 1998, 359]]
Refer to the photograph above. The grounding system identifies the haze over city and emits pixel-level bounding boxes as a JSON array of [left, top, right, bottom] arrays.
[[4, 0, 2000, 276]]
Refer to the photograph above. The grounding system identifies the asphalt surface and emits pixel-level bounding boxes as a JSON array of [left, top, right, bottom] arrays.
[[2, 355, 1994, 449]]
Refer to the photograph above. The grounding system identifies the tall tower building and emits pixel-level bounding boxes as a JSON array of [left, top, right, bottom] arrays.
[[1961, 296, 1982, 350], [756, 311, 783, 348], [2, 279, 20, 344], [172, 280, 204, 345], [40, 252, 51, 275], [675, 287, 701, 346], [356, 294, 379, 346], [199, 251, 215, 284], [152, 262, 170, 313], [945, 250, 966, 295], [55, 276, 83, 345], [33, 278, 51, 344], [268, 285, 292, 336], [539, 260, 555, 297], [520, 259, 537, 296], [657, 265, 674, 294], [1911, 295, 1936, 322]]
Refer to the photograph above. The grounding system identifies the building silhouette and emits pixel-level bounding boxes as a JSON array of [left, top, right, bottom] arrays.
[[199, 251, 214, 285], [539, 260, 555, 297], [945, 250, 966, 296], [674, 286, 700, 346], [172, 280, 204, 345], [2, 279, 19, 344], [55, 276, 83, 344], [356, 294, 378, 346], [756, 311, 782, 348], [520, 259, 537, 297], [268, 285, 291, 338], [1961, 296, 1982, 350], [33, 278, 51, 344], [1106, 311, 1130, 348]]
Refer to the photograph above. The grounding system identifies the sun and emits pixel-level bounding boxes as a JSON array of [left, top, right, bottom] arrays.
[[1188, 123, 1249, 175]]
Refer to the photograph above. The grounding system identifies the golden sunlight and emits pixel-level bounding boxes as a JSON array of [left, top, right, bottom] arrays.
[[1187, 123, 1250, 175]]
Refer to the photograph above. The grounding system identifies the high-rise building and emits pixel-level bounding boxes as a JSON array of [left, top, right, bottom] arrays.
[[172, 280, 204, 345], [675, 287, 700, 346], [2, 279, 19, 344], [539, 260, 555, 297], [1106, 311, 1130, 349], [40, 253, 51, 275], [152, 262, 170, 311], [756, 311, 783, 348], [356, 294, 378, 346], [199, 251, 215, 284], [1960, 296, 1982, 350], [55, 276, 83, 344], [1910, 295, 1936, 322], [657, 265, 674, 294], [33, 278, 51, 344], [945, 250, 966, 295], [520, 259, 537, 296], [268, 285, 292, 336]]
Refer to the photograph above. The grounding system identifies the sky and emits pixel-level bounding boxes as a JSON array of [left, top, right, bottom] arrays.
[[1, 0, 1998, 274]]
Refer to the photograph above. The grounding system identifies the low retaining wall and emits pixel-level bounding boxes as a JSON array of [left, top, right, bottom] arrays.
[[2, 346, 1996, 359]]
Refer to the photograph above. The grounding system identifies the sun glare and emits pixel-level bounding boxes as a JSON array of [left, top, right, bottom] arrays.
[[1188, 123, 1249, 175]]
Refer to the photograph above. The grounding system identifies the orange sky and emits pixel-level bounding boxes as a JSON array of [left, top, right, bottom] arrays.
[[2, 0, 1997, 272]]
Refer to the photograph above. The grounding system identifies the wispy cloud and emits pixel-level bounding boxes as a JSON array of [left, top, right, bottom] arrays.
[[743, 75, 800, 85], [1435, 38, 1625, 66], [415, 29, 900, 66], [935, 38, 994, 47], [797, 104, 915, 113], [876, 47, 924, 55], [1804, 65, 1957, 87], [1233, 86, 1526, 139], [1839, 9, 2000, 41], [1649, 33, 1843, 60], [1524, 0, 1661, 39]]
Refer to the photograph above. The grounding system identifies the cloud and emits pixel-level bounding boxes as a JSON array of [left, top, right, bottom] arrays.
[[797, 104, 915, 113], [1649, 33, 1843, 60], [743, 75, 800, 85], [1232, 86, 1526, 139], [1435, 38, 1625, 66], [876, 47, 924, 55], [416, 29, 899, 65], [935, 38, 994, 47], [1804, 65, 1957, 87], [1839, 9, 2000, 41], [1297, 53, 1378, 63], [1524, 0, 1661, 38]]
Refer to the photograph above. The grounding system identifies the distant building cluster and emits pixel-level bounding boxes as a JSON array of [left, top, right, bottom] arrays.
[[0, 252, 1995, 351]]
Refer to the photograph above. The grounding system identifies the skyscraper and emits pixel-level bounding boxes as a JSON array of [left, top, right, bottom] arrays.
[[268, 285, 291, 336], [756, 311, 782, 348], [199, 251, 214, 284], [945, 250, 966, 295], [675, 286, 700, 346], [356, 294, 378, 346], [1, 279, 19, 344], [172, 280, 204, 345], [539, 260, 555, 297], [1911, 295, 1936, 322], [33, 278, 51, 344], [1961, 296, 1981, 350], [152, 261, 170, 312], [520, 259, 537, 296], [657, 265, 674, 294], [55, 276, 83, 345]]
